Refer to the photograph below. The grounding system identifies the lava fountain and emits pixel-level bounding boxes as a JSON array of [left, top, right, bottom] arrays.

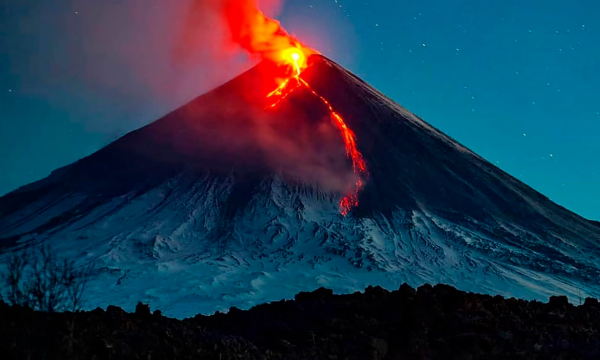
[[217, 0, 368, 215], [265, 48, 368, 215]]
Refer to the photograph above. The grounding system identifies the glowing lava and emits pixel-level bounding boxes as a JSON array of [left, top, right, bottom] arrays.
[[213, 0, 367, 214], [265, 48, 306, 109], [266, 50, 368, 215]]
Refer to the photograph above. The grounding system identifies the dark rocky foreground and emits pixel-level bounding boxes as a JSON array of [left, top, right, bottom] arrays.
[[2, 284, 600, 360]]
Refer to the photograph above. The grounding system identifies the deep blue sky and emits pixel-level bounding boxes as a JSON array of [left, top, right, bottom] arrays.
[[1, 0, 599, 220]]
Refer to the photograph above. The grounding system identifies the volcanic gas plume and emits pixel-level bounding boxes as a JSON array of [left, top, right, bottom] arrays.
[[211, 0, 369, 215]]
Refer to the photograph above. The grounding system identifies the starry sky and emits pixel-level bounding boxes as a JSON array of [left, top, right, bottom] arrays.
[[1, 0, 599, 220]]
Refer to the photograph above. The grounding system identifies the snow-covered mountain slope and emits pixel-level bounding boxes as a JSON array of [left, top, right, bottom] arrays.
[[1, 55, 600, 318]]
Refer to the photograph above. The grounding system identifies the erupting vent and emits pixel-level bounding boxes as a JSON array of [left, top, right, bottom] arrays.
[[211, 0, 369, 215], [265, 49, 368, 215]]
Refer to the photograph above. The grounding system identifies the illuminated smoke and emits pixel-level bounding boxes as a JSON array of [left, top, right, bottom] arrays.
[[265, 52, 369, 215], [189, 0, 368, 215]]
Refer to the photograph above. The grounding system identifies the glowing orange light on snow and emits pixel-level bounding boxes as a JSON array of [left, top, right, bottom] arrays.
[[266, 50, 369, 215]]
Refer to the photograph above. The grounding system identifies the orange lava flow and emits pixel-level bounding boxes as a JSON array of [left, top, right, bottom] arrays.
[[266, 50, 368, 215], [266, 48, 305, 109]]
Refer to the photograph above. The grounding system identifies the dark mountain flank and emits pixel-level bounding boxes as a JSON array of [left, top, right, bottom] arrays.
[[1, 56, 599, 317]]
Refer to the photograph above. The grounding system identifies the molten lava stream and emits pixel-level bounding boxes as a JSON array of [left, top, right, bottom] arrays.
[[266, 51, 368, 215]]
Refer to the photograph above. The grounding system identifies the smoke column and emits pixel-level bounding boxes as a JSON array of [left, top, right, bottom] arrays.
[[183, 0, 316, 63]]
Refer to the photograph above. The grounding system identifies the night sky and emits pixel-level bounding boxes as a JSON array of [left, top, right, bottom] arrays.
[[1, 0, 599, 220]]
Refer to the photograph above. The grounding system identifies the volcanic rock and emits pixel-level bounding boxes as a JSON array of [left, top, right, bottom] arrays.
[[2, 285, 600, 359]]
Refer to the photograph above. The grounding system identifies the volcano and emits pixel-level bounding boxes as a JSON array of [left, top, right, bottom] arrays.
[[2, 55, 600, 317]]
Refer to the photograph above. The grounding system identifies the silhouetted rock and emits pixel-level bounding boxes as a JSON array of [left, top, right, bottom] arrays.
[[365, 285, 389, 298], [134, 302, 151, 317], [549, 295, 570, 308], [106, 305, 125, 315], [584, 297, 599, 307], [91, 307, 105, 315], [294, 287, 333, 302], [398, 283, 416, 297], [2, 283, 600, 359]]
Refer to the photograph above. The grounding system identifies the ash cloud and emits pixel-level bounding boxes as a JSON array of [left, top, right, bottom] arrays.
[[73, 0, 251, 110], [6, 1, 254, 134], [250, 108, 359, 195], [13, 0, 300, 132], [183, 0, 301, 61], [174, 0, 357, 195], [5, 0, 355, 196], [177, 80, 358, 196]]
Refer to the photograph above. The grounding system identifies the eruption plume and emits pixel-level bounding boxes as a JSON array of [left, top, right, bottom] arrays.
[[205, 0, 368, 214], [220, 0, 315, 62], [265, 55, 368, 215]]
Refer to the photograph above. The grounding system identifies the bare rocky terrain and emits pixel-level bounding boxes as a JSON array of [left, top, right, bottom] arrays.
[[2, 283, 600, 359]]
